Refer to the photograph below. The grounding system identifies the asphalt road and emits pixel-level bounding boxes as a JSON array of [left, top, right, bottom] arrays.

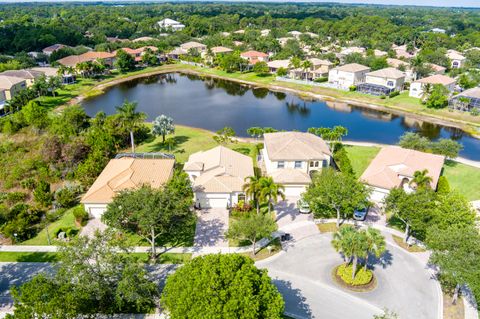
[[257, 233, 440, 319]]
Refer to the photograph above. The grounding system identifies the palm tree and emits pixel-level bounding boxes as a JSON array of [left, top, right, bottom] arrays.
[[363, 228, 386, 270], [288, 57, 302, 79], [115, 100, 147, 153], [410, 169, 432, 190], [420, 83, 433, 102], [331, 225, 368, 280], [259, 176, 285, 214], [243, 176, 262, 214], [301, 60, 313, 80]]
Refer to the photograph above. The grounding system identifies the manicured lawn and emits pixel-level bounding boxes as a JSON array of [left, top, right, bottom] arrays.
[[241, 237, 282, 261], [443, 293, 465, 319], [0, 252, 59, 262], [317, 222, 339, 233], [391, 235, 426, 253], [131, 252, 192, 264], [343, 145, 381, 177], [442, 160, 480, 201], [137, 124, 258, 164], [21, 207, 79, 246]]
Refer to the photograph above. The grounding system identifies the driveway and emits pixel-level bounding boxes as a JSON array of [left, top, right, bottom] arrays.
[[275, 198, 318, 243], [257, 233, 440, 319], [193, 208, 229, 247]]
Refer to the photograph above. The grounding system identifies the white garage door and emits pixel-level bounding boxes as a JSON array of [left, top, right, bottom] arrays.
[[87, 206, 107, 219], [370, 189, 389, 203], [284, 185, 306, 197], [196, 193, 229, 209]]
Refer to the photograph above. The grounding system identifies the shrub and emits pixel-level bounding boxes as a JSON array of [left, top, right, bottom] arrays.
[[471, 108, 479, 116], [380, 95, 387, 99], [6, 192, 28, 205], [54, 226, 79, 239], [349, 85, 357, 92], [314, 76, 328, 83], [33, 181, 53, 207], [388, 91, 400, 98], [333, 146, 354, 176], [437, 176, 450, 194], [46, 208, 67, 223], [72, 205, 89, 225], [336, 264, 373, 286], [231, 200, 252, 214], [20, 177, 37, 190], [54, 187, 78, 208]]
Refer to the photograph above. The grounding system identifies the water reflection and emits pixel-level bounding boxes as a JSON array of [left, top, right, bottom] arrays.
[[81, 72, 480, 160]]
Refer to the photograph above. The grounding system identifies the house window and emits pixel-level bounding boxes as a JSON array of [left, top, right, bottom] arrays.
[[310, 161, 314, 167], [294, 161, 302, 169], [238, 194, 246, 202], [453, 61, 459, 68], [314, 161, 319, 167], [277, 161, 285, 169], [322, 160, 328, 167], [387, 81, 394, 87]]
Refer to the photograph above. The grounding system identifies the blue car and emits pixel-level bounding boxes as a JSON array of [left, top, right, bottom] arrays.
[[353, 207, 369, 221]]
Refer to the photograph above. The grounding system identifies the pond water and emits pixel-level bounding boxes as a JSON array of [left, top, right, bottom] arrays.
[[82, 73, 480, 160]]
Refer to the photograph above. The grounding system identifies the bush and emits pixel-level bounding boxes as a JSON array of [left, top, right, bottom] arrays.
[[314, 76, 328, 83], [54, 187, 78, 208], [6, 192, 28, 205], [20, 177, 37, 190], [33, 181, 53, 207], [380, 95, 387, 99], [333, 146, 354, 175], [72, 205, 89, 225], [54, 226, 79, 239], [336, 264, 373, 286], [471, 108, 479, 116], [349, 85, 357, 92], [46, 208, 67, 223], [231, 200, 252, 214], [388, 91, 400, 98], [437, 176, 450, 194]]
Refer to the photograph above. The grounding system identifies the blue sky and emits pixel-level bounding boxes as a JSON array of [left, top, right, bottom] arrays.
[[0, 0, 479, 7]]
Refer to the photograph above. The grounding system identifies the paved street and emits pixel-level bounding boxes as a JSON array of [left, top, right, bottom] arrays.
[[257, 233, 441, 319]]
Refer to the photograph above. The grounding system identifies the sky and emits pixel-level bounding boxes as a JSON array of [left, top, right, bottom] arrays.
[[0, 0, 479, 7]]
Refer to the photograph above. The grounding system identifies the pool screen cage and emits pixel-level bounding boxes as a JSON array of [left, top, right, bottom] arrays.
[[357, 83, 394, 96], [449, 96, 480, 112]]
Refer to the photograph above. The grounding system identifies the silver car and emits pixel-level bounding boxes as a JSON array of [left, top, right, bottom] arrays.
[[297, 199, 311, 214], [353, 207, 369, 221]]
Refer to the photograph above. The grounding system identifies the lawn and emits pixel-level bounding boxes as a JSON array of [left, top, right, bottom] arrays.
[[442, 160, 480, 201], [317, 222, 339, 233], [241, 237, 282, 261], [137, 124, 258, 164], [21, 206, 79, 246], [343, 145, 381, 177], [0, 252, 59, 262], [391, 234, 426, 253]]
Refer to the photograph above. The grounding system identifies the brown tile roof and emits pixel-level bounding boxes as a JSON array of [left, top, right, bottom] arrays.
[[57, 51, 115, 67], [81, 157, 175, 204], [360, 146, 445, 190], [241, 50, 268, 58], [184, 146, 254, 193], [1, 69, 44, 80], [264, 132, 332, 161], [415, 74, 456, 86]]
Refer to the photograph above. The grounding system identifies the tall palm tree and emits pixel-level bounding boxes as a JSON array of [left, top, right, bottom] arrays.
[[259, 176, 285, 214], [288, 57, 302, 79], [420, 83, 433, 102], [331, 225, 368, 280], [115, 100, 147, 153], [363, 227, 386, 270], [301, 60, 313, 80], [410, 169, 432, 190], [243, 176, 262, 214]]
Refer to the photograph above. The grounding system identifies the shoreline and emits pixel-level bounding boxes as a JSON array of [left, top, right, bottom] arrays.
[[70, 64, 480, 139]]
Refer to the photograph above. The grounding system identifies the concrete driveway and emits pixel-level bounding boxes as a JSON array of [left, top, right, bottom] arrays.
[[257, 233, 440, 319], [275, 198, 318, 243], [193, 208, 229, 247]]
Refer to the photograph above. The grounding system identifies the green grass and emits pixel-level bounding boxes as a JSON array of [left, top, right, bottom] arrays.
[[0, 252, 59, 262], [21, 207, 78, 246], [317, 222, 339, 233], [392, 235, 426, 253], [241, 237, 282, 261], [137, 124, 258, 164], [131, 252, 192, 264], [343, 145, 381, 177], [442, 160, 480, 201]]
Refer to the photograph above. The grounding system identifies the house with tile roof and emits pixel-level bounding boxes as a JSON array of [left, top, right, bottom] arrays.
[[0, 75, 27, 107], [57, 51, 116, 68], [360, 146, 445, 202], [240, 50, 269, 65], [42, 44, 68, 56], [81, 157, 175, 218], [184, 146, 254, 209], [328, 63, 371, 90], [357, 67, 405, 95], [409, 74, 456, 98], [446, 49, 467, 69], [157, 18, 185, 31], [262, 132, 332, 197], [1, 69, 44, 87]]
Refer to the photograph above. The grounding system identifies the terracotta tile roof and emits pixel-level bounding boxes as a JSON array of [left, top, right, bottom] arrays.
[[184, 146, 254, 193], [270, 169, 311, 185], [81, 157, 175, 204], [367, 67, 405, 79], [57, 51, 115, 67], [360, 146, 445, 190], [210, 46, 233, 54], [415, 74, 456, 86], [241, 50, 268, 58], [264, 132, 331, 161]]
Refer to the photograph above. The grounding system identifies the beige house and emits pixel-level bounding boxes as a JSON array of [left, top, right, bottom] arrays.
[[157, 18, 185, 31], [1, 70, 44, 87], [81, 157, 175, 218], [210, 46, 233, 55], [0, 75, 27, 104], [262, 132, 332, 197], [328, 63, 371, 90], [446, 50, 466, 69], [42, 44, 67, 56], [360, 146, 445, 202], [30, 67, 60, 78], [180, 41, 207, 54], [57, 51, 116, 68], [409, 74, 456, 98], [290, 58, 334, 80], [184, 146, 254, 209], [267, 59, 291, 73], [362, 67, 406, 92]]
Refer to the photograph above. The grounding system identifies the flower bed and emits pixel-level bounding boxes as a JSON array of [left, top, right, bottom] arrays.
[[332, 264, 377, 292]]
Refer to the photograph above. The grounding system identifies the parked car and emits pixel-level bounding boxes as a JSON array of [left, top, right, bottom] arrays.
[[297, 199, 311, 214], [353, 206, 369, 221]]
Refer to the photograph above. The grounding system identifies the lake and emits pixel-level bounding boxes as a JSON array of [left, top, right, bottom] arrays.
[[82, 72, 480, 160]]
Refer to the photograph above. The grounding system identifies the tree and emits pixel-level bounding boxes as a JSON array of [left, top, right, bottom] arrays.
[[331, 225, 368, 280], [276, 67, 287, 77], [410, 169, 433, 190], [437, 176, 450, 194], [427, 225, 480, 305], [213, 126, 236, 145], [364, 227, 386, 270], [425, 84, 448, 109], [102, 173, 194, 261], [22, 100, 49, 130], [243, 175, 262, 214], [303, 168, 369, 227], [308, 126, 348, 153], [115, 49, 136, 72], [33, 181, 53, 207], [430, 139, 463, 159], [252, 61, 269, 75], [246, 126, 264, 139], [152, 114, 175, 143], [258, 176, 285, 214], [161, 254, 284, 318], [115, 100, 146, 153], [398, 132, 430, 151], [288, 57, 302, 78], [7, 230, 158, 318], [420, 83, 433, 101], [301, 60, 313, 80], [226, 213, 277, 255]]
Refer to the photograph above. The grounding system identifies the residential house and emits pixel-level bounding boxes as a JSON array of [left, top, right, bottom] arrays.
[[374, 49, 388, 57], [431, 28, 447, 34], [132, 36, 156, 42], [427, 63, 447, 75], [357, 67, 405, 95], [180, 41, 207, 54], [328, 63, 371, 90], [392, 44, 418, 59], [106, 37, 128, 43], [157, 18, 185, 31], [288, 31, 302, 39], [0, 75, 27, 105], [30, 66, 75, 84], [304, 32, 319, 38], [233, 41, 244, 47], [290, 58, 333, 80], [262, 132, 332, 197], [260, 29, 271, 37], [387, 58, 415, 82], [184, 146, 254, 209], [267, 60, 291, 74], [409, 74, 456, 98], [57, 51, 116, 68], [277, 37, 294, 47], [42, 44, 68, 56], [234, 29, 245, 34], [81, 156, 175, 218], [113, 46, 158, 62], [210, 46, 233, 55], [240, 50, 269, 65], [0, 89, 6, 110], [446, 50, 466, 69], [0, 69, 44, 87], [449, 87, 480, 112], [340, 46, 366, 57], [360, 146, 445, 202]]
